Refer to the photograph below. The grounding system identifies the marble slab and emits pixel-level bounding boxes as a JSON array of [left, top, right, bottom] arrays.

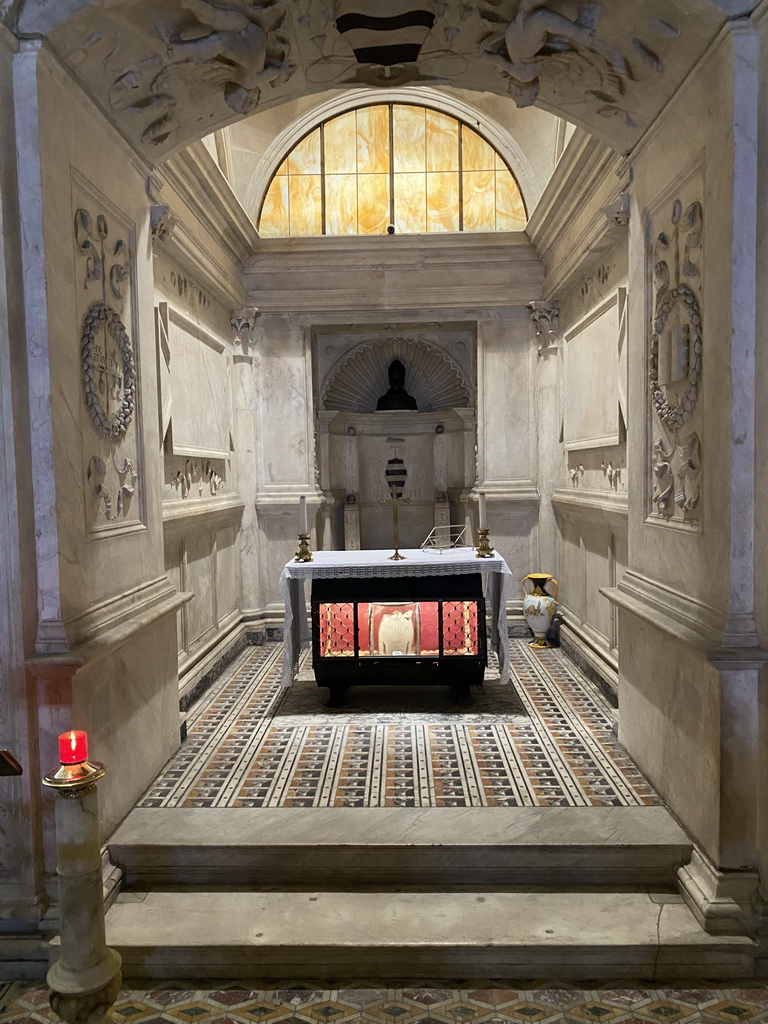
[[105, 889, 755, 979]]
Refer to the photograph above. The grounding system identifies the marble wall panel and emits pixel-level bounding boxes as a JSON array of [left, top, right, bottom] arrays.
[[583, 527, 612, 643], [185, 529, 216, 651], [167, 309, 231, 459], [164, 537, 185, 656], [619, 613, 720, 860], [29, 51, 167, 639], [216, 524, 239, 624], [563, 293, 622, 451], [559, 518, 584, 621]]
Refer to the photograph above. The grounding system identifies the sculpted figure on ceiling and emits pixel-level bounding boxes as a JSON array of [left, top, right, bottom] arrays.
[[109, 0, 292, 145], [157, 0, 292, 114], [480, 1, 634, 116]]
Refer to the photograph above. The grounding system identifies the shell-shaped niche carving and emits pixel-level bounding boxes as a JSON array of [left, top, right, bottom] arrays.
[[322, 338, 471, 413]]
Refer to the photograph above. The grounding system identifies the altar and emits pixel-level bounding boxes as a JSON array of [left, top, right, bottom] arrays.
[[279, 547, 514, 703]]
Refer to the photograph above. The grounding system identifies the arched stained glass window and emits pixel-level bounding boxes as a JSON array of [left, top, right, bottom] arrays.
[[258, 104, 527, 237]]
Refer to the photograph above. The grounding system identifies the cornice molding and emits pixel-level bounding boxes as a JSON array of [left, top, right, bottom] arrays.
[[526, 130, 627, 299], [158, 142, 259, 306]]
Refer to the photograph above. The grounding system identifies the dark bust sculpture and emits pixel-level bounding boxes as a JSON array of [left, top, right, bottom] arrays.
[[376, 359, 418, 411]]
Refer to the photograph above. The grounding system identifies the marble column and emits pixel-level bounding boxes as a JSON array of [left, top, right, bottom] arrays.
[[231, 307, 260, 615], [475, 314, 539, 580], [529, 301, 560, 574], [252, 314, 322, 611]]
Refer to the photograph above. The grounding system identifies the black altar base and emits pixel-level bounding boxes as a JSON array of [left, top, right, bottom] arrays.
[[311, 574, 487, 706]]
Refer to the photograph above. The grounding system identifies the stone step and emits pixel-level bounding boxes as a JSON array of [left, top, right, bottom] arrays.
[[109, 805, 691, 889], [105, 889, 754, 980]]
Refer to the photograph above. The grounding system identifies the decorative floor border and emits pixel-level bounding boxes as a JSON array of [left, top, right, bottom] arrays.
[[139, 642, 658, 809]]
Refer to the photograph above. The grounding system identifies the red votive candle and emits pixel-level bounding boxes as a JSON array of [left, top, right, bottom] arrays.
[[58, 730, 88, 765]]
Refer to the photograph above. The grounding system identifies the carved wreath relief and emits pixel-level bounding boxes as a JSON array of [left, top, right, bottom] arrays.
[[648, 195, 703, 524], [75, 199, 142, 531]]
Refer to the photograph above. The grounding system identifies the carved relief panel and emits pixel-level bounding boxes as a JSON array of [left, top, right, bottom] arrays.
[[73, 175, 145, 536], [647, 175, 703, 526]]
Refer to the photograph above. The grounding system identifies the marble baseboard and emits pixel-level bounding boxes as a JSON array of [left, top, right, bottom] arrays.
[[559, 630, 618, 708], [179, 626, 265, 713]]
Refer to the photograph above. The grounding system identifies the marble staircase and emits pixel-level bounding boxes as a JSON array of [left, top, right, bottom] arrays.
[[104, 805, 757, 979]]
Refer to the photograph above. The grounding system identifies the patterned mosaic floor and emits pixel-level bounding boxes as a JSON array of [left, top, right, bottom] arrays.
[[138, 641, 659, 809], [4, 983, 768, 1024]]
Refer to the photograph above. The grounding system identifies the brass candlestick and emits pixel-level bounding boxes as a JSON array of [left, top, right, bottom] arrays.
[[295, 533, 313, 562], [386, 493, 410, 560], [476, 528, 494, 558]]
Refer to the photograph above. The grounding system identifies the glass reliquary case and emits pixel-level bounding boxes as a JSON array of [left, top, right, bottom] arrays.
[[311, 575, 487, 705]]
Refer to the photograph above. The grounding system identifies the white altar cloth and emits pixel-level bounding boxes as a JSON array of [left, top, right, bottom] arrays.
[[279, 547, 514, 686]]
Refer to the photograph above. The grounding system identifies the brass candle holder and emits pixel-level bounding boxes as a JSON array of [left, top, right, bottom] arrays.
[[295, 533, 313, 562], [475, 528, 494, 558]]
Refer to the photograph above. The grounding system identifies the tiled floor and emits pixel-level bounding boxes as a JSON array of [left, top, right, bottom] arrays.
[[138, 641, 659, 809], [3, 982, 768, 1024]]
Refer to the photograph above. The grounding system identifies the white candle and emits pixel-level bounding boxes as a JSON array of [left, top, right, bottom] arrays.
[[299, 495, 308, 535], [478, 491, 487, 531]]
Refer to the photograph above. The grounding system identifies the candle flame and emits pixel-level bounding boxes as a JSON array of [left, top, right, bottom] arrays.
[[69, 731, 77, 752]]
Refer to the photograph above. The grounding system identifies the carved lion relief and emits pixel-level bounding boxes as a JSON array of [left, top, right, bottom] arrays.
[[648, 189, 703, 525]]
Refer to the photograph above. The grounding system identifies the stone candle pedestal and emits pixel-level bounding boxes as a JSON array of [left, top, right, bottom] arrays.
[[43, 757, 122, 1023]]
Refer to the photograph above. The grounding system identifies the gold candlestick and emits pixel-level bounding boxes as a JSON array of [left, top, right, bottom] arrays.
[[475, 528, 494, 558], [387, 493, 410, 561], [295, 533, 313, 562]]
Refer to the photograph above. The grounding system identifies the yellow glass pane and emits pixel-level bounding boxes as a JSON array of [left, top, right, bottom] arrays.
[[288, 174, 322, 235], [393, 105, 426, 173], [462, 126, 495, 171], [259, 175, 289, 237], [326, 173, 358, 234], [275, 158, 288, 176], [356, 105, 389, 174], [426, 110, 458, 172], [495, 170, 526, 229], [495, 151, 507, 170], [426, 171, 459, 232], [287, 129, 321, 175], [357, 174, 390, 234], [324, 111, 356, 173], [462, 170, 496, 231], [394, 172, 426, 233]]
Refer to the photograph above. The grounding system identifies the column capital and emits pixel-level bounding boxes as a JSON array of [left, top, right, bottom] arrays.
[[150, 205, 176, 246], [527, 300, 559, 351], [231, 307, 260, 356]]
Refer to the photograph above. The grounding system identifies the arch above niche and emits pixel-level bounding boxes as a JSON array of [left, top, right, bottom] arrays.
[[322, 338, 472, 414]]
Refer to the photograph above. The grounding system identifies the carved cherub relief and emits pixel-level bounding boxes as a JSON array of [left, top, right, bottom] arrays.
[[111, 0, 292, 145], [157, 0, 292, 114], [480, 1, 629, 109]]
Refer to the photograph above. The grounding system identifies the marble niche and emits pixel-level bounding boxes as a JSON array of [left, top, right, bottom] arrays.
[[315, 331, 477, 551]]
